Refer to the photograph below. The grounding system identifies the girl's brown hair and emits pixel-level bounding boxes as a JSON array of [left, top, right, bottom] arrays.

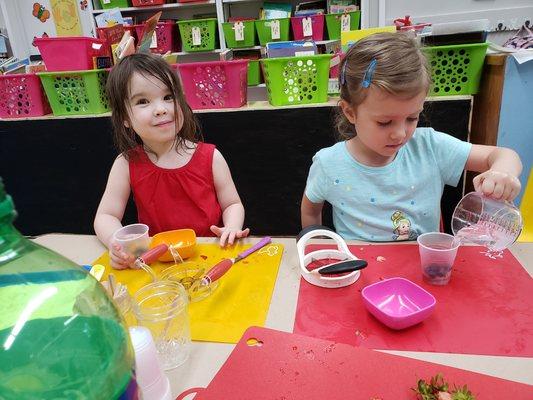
[[106, 53, 200, 159], [336, 32, 432, 140]]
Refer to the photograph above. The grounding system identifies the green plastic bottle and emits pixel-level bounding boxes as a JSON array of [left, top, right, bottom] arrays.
[[0, 178, 138, 400]]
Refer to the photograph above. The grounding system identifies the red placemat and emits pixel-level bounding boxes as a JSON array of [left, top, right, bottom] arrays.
[[178, 326, 533, 399], [294, 244, 533, 357]]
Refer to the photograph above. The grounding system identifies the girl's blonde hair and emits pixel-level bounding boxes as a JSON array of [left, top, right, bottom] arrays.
[[106, 53, 200, 160], [336, 32, 432, 140]]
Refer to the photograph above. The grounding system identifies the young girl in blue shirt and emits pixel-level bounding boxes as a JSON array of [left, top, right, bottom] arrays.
[[301, 32, 522, 241]]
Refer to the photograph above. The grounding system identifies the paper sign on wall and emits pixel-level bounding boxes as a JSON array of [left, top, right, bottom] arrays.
[[302, 17, 313, 37], [192, 26, 202, 45], [51, 0, 82, 36], [270, 20, 280, 39]]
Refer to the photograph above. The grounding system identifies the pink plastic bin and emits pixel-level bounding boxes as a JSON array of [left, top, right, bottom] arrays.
[[329, 52, 344, 78], [0, 73, 51, 118], [175, 60, 248, 110], [132, 0, 164, 5], [134, 21, 179, 54], [33, 37, 108, 72], [291, 14, 325, 41]]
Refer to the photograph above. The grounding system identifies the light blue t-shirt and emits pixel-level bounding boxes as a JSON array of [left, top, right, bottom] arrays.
[[304, 128, 472, 241]]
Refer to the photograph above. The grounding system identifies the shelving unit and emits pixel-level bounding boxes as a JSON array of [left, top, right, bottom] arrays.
[[91, 1, 216, 14], [89, 0, 362, 55]]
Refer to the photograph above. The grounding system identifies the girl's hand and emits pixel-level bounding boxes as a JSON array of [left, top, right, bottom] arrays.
[[109, 242, 135, 270], [210, 225, 250, 247], [473, 170, 521, 201]]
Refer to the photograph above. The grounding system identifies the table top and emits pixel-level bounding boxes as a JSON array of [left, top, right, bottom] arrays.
[[32, 234, 533, 395]]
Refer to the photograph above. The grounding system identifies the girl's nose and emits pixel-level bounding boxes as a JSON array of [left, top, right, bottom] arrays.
[[153, 102, 168, 116], [390, 125, 407, 141]]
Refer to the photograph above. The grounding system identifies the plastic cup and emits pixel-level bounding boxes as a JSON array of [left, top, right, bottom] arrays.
[[452, 192, 523, 251], [113, 223, 150, 259], [132, 281, 191, 370], [129, 326, 172, 400], [417, 232, 459, 285]]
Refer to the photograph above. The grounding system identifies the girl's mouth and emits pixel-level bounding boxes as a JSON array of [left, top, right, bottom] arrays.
[[154, 120, 174, 127], [386, 143, 402, 149]]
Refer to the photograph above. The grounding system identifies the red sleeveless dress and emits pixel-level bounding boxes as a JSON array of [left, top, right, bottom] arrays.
[[128, 143, 222, 236]]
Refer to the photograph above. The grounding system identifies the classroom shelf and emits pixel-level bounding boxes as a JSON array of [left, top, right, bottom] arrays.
[[92, 1, 216, 14]]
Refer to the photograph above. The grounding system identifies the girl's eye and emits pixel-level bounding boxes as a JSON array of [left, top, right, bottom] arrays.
[[164, 94, 174, 101], [377, 121, 391, 127], [407, 117, 419, 123], [136, 99, 148, 105]]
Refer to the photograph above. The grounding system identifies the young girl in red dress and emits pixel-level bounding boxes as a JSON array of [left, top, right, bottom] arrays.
[[94, 53, 249, 269]]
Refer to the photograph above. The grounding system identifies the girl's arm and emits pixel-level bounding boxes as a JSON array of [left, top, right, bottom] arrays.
[[465, 144, 522, 201], [301, 194, 324, 228], [210, 149, 249, 246], [94, 156, 132, 268]]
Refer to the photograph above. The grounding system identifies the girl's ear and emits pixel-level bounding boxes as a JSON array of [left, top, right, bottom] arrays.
[[339, 100, 357, 124], [124, 120, 130, 128]]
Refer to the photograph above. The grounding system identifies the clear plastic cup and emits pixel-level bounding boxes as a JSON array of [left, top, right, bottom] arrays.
[[129, 326, 172, 400], [417, 232, 459, 285], [132, 281, 191, 370], [113, 223, 150, 259], [452, 192, 523, 251]]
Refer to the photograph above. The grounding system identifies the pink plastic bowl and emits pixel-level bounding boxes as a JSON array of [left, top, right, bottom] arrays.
[[361, 277, 436, 330]]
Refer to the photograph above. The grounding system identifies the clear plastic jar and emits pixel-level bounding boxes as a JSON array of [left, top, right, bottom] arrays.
[[132, 281, 191, 370]]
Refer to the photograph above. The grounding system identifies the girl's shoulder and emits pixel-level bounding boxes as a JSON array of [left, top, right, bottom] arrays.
[[314, 141, 346, 161]]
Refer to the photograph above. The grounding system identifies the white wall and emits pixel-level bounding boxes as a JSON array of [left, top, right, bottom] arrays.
[[0, 5, 5, 30], [0, 0, 94, 59]]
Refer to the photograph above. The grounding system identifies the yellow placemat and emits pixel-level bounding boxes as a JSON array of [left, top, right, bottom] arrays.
[[93, 242, 284, 343]]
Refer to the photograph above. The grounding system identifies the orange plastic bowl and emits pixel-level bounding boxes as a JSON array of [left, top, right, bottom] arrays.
[[150, 229, 197, 262]]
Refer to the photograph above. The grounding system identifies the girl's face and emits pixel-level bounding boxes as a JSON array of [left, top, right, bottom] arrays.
[[125, 72, 184, 149], [340, 86, 426, 166]]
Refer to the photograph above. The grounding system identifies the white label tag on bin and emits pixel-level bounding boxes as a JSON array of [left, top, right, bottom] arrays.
[[302, 17, 313, 37], [328, 78, 339, 93], [270, 20, 281, 39], [192, 26, 202, 46], [234, 22, 245, 41], [150, 32, 158, 49], [103, 0, 110, 3], [341, 14, 351, 32]]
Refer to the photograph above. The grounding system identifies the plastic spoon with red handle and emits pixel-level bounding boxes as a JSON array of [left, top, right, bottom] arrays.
[[194, 237, 272, 289], [132, 243, 169, 280]]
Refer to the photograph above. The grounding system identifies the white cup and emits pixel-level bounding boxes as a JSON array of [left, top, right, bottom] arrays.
[[113, 223, 150, 259], [129, 326, 172, 400]]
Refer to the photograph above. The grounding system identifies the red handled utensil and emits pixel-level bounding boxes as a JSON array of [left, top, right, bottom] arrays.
[[132, 243, 169, 280], [191, 237, 272, 293]]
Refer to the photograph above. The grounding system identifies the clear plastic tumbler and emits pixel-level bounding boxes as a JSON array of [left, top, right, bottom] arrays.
[[417, 232, 460, 285], [113, 223, 150, 259]]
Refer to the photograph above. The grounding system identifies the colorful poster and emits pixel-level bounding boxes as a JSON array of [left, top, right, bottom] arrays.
[[51, 0, 82, 36]]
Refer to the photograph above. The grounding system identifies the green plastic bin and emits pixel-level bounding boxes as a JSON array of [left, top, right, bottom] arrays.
[[261, 54, 332, 106], [255, 18, 290, 46], [222, 21, 256, 48], [423, 42, 488, 96], [98, 0, 130, 10], [177, 18, 217, 52], [247, 60, 261, 86], [325, 11, 361, 40], [38, 70, 110, 116]]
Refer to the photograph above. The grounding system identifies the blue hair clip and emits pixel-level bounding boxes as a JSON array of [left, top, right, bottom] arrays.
[[361, 58, 378, 88], [339, 61, 347, 86]]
